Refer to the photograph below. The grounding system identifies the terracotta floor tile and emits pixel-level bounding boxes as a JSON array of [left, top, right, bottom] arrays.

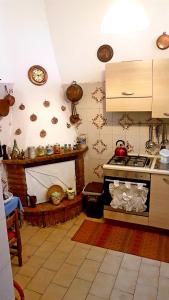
[[34, 241, 57, 259], [43, 249, 67, 272], [90, 272, 116, 299], [52, 263, 78, 287], [27, 267, 55, 294], [14, 273, 31, 289], [77, 259, 100, 282], [24, 289, 41, 300], [63, 278, 91, 300], [17, 255, 44, 278], [56, 237, 75, 254], [41, 283, 67, 300]]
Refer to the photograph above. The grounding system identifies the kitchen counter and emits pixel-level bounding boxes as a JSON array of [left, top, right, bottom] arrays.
[[103, 156, 169, 176]]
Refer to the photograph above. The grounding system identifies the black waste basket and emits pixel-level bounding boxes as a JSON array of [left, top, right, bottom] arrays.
[[82, 182, 103, 218]]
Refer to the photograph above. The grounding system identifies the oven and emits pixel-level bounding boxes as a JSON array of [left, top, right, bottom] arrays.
[[102, 155, 152, 217]]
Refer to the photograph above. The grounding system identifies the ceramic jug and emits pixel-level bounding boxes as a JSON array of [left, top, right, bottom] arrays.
[[67, 187, 75, 200]]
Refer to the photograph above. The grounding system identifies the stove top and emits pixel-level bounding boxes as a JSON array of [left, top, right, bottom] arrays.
[[108, 155, 151, 168]]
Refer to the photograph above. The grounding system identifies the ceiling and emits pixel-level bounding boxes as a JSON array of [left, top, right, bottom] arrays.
[[45, 0, 169, 83]]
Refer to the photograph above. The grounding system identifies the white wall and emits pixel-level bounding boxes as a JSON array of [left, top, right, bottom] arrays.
[[0, 0, 76, 151], [45, 0, 169, 83]]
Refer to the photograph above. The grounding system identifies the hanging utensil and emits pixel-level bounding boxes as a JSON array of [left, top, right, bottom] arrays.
[[70, 103, 80, 124], [145, 125, 156, 149], [161, 124, 169, 149], [155, 124, 161, 144]]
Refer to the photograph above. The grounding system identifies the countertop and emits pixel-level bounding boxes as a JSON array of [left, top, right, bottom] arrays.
[[103, 156, 169, 176]]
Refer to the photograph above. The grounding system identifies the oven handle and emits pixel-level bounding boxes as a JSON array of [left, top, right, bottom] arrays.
[[105, 178, 147, 187]]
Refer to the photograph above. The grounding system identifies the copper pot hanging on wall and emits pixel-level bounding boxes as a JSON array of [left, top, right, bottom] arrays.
[[66, 81, 83, 103], [156, 32, 169, 50], [66, 81, 83, 124]]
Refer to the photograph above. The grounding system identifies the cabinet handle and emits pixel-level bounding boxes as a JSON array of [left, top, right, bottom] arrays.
[[163, 178, 169, 185], [163, 113, 169, 116], [121, 92, 134, 96]]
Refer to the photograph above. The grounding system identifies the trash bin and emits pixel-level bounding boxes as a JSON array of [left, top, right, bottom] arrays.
[[82, 182, 103, 218]]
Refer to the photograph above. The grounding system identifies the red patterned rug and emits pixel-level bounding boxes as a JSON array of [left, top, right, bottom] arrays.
[[72, 220, 169, 262]]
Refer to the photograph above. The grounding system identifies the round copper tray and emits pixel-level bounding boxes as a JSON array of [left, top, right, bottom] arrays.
[[156, 32, 169, 50], [97, 44, 113, 62]]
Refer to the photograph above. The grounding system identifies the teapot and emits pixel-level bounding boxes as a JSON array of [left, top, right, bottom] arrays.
[[115, 140, 127, 157]]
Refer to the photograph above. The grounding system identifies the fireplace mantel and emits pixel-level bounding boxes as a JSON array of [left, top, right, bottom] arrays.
[[3, 146, 88, 206]]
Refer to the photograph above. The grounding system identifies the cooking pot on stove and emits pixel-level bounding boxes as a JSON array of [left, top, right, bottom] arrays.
[[115, 140, 127, 157]]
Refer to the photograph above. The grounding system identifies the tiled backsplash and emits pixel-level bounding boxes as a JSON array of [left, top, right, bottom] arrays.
[[72, 82, 161, 184]]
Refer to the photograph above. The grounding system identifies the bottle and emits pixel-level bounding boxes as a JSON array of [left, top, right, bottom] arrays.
[[2, 145, 9, 160], [11, 139, 20, 159]]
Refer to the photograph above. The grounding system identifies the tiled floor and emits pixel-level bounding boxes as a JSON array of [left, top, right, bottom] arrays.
[[12, 213, 169, 300]]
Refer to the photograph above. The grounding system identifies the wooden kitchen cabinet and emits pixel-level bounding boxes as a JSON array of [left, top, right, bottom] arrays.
[[149, 174, 169, 230], [105, 60, 152, 112], [152, 59, 169, 118]]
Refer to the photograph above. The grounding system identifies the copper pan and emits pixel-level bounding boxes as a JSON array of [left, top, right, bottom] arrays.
[[156, 32, 169, 50]]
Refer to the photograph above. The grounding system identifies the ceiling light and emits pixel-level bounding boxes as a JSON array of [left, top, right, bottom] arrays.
[[101, 0, 149, 34]]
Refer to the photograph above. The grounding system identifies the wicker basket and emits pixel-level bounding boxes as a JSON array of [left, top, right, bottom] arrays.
[[47, 185, 65, 205]]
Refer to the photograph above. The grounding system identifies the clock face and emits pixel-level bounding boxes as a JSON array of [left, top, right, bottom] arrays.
[[28, 65, 48, 85]]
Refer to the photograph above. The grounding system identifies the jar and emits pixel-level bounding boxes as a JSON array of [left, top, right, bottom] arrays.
[[64, 144, 68, 152], [28, 146, 36, 159], [77, 134, 87, 148], [53, 143, 60, 154], [46, 145, 54, 155], [36, 146, 45, 156], [67, 187, 75, 200]]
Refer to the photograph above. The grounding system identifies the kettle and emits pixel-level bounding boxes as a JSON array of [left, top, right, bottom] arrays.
[[115, 140, 127, 157]]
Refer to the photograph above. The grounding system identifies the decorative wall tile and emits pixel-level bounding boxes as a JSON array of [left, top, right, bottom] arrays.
[[91, 87, 105, 103], [92, 114, 107, 129], [93, 164, 103, 178], [119, 113, 133, 129], [92, 139, 107, 154]]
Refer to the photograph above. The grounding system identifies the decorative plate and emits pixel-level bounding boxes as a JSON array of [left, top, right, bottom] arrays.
[[47, 185, 65, 202], [97, 44, 114, 62], [40, 129, 46, 138], [30, 114, 37, 121]]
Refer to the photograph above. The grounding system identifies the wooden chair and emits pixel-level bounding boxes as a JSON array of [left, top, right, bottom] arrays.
[[6, 209, 22, 266], [13, 280, 25, 300]]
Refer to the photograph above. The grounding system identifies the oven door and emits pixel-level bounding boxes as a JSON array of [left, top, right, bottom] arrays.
[[102, 175, 150, 215]]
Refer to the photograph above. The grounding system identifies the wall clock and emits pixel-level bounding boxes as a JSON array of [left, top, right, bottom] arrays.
[[28, 65, 48, 85]]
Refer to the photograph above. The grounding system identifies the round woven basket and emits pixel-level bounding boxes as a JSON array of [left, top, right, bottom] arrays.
[[47, 185, 65, 205]]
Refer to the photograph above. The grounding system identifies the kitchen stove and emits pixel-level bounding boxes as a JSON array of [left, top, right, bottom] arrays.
[[107, 155, 152, 168], [103, 155, 152, 214]]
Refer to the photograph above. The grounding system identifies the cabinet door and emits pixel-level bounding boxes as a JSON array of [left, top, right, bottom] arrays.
[[106, 60, 152, 98], [149, 174, 169, 229], [152, 59, 169, 118]]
